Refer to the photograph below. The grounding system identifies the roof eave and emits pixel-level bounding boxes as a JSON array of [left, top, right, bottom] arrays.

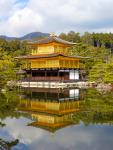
[[15, 54, 90, 60]]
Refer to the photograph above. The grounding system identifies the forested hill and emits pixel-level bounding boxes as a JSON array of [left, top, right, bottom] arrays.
[[59, 31, 113, 52], [1, 31, 113, 51], [0, 32, 49, 41]]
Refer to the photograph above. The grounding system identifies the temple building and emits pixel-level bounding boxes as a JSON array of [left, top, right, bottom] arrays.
[[16, 33, 87, 88]]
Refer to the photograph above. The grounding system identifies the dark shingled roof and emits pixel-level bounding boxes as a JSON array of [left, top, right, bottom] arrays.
[[28, 35, 76, 45], [15, 53, 89, 59]]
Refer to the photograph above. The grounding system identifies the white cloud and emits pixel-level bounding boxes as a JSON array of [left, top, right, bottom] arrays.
[[0, 0, 113, 36], [4, 7, 43, 36], [2, 117, 113, 150], [4, 117, 45, 144], [0, 0, 16, 18]]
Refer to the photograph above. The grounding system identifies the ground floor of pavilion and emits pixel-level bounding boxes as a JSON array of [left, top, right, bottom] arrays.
[[19, 68, 86, 82]]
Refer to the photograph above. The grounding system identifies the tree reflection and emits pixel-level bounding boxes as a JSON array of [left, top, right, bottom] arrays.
[[0, 91, 20, 120], [0, 138, 19, 150], [0, 88, 113, 134], [73, 88, 113, 125], [0, 90, 20, 149]]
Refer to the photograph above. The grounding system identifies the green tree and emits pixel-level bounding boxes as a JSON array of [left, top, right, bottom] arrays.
[[81, 32, 93, 45], [0, 49, 16, 87], [67, 31, 81, 42], [59, 32, 67, 41]]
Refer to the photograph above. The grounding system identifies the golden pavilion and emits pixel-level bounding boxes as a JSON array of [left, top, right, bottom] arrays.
[[16, 33, 87, 88]]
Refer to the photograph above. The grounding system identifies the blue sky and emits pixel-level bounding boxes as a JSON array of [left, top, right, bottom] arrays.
[[15, 0, 28, 7], [0, 0, 113, 37]]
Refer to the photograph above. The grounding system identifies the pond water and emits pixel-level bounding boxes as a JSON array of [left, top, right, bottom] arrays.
[[0, 88, 113, 150]]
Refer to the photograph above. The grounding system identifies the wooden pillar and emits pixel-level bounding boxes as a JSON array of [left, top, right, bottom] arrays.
[[58, 69, 60, 82], [31, 69, 32, 80], [28, 69, 31, 88], [48, 69, 50, 88], [45, 69, 47, 80]]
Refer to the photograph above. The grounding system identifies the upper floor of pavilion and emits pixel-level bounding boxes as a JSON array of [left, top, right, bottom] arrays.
[[28, 33, 76, 55]]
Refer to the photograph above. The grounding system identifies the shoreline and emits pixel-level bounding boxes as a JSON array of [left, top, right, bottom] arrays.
[[7, 81, 113, 90]]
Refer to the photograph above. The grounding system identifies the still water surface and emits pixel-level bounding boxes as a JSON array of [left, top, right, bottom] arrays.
[[0, 88, 113, 150]]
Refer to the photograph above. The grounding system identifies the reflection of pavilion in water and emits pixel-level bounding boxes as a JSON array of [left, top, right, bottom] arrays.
[[18, 88, 85, 132]]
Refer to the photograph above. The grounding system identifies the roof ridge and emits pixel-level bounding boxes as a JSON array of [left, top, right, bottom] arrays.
[[28, 35, 76, 45]]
